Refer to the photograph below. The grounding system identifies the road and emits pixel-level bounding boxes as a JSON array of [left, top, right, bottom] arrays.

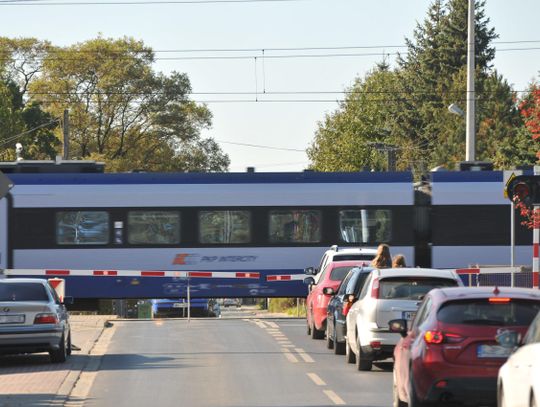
[[85, 317, 393, 407]]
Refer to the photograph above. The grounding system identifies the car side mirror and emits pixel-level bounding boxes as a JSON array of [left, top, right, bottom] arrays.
[[388, 319, 408, 338], [303, 277, 315, 286], [322, 287, 335, 296], [63, 296, 74, 305], [496, 330, 521, 348]]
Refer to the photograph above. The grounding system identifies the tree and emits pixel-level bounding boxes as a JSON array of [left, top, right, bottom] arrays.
[[0, 36, 229, 172], [519, 82, 540, 159]]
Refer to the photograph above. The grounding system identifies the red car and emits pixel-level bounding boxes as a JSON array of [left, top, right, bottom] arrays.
[[305, 260, 365, 339], [390, 287, 540, 407]]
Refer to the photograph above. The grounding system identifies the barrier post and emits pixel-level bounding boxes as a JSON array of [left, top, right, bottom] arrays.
[[535, 166, 540, 288]]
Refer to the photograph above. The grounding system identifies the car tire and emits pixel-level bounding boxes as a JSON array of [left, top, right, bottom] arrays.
[[66, 331, 72, 356], [346, 339, 356, 364], [307, 320, 312, 336], [326, 324, 334, 349], [392, 369, 407, 407], [355, 337, 373, 371], [334, 324, 346, 355], [50, 334, 67, 363], [311, 320, 324, 340]]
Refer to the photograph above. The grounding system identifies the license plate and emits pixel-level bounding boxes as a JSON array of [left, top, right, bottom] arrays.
[[173, 303, 187, 308], [0, 314, 25, 324], [402, 311, 416, 321], [477, 345, 512, 358]]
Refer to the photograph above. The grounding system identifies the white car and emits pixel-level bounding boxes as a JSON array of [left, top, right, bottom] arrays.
[[345, 267, 462, 371], [0, 278, 72, 363], [305, 245, 377, 284], [498, 310, 540, 407]]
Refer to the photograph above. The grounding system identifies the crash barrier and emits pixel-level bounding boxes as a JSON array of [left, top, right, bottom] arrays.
[[456, 267, 539, 288]]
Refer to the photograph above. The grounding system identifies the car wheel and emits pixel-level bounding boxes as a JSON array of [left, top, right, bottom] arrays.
[[334, 324, 346, 355], [307, 320, 312, 336], [50, 334, 67, 363], [393, 369, 407, 407], [66, 331, 72, 356], [346, 339, 356, 364], [355, 337, 373, 371], [311, 315, 324, 339], [326, 324, 334, 349]]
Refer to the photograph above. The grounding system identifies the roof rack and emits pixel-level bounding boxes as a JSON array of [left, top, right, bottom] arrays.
[[330, 245, 339, 252]]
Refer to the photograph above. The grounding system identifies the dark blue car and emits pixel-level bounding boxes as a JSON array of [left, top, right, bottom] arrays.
[[326, 266, 373, 354]]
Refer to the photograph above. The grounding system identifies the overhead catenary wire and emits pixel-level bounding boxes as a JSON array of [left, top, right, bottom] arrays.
[[0, 118, 60, 147], [0, 0, 312, 5]]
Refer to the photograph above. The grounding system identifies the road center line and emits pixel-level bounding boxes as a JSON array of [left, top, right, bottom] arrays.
[[281, 348, 298, 363], [295, 348, 315, 363], [323, 390, 346, 405], [307, 373, 326, 386]]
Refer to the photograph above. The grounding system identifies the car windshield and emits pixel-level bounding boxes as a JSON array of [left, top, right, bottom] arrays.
[[379, 277, 458, 300], [437, 299, 540, 326], [0, 283, 49, 302]]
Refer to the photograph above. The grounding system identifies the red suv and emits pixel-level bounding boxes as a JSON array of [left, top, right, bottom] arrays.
[[390, 287, 540, 407], [305, 260, 365, 339]]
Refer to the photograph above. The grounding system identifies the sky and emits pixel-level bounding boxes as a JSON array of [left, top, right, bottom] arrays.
[[1, 0, 539, 172]]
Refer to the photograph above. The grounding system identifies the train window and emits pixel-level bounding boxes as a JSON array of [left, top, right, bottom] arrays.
[[268, 210, 321, 243], [56, 211, 109, 245], [339, 209, 392, 243], [128, 211, 180, 244], [199, 211, 251, 244]]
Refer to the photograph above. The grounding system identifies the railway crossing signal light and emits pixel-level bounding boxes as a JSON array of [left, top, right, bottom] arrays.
[[505, 175, 540, 206]]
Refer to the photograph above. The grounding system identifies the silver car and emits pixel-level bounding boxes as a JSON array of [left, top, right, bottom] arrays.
[[0, 278, 72, 363]]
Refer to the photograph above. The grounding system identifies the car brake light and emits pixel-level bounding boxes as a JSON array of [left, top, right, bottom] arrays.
[[342, 302, 352, 316], [371, 278, 379, 299], [424, 331, 463, 344], [34, 313, 59, 324], [424, 330, 444, 344], [435, 380, 448, 389], [370, 341, 381, 349], [489, 297, 511, 303]]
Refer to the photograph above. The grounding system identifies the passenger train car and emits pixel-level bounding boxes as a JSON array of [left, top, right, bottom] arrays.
[[0, 167, 415, 300], [0, 163, 532, 301]]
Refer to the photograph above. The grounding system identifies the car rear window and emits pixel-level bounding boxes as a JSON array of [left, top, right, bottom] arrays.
[[0, 283, 49, 302], [329, 266, 358, 282], [437, 299, 540, 326], [334, 254, 374, 262], [380, 277, 458, 300]]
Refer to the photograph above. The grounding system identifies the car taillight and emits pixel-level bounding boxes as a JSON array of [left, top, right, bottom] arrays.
[[342, 302, 352, 316], [424, 330, 463, 344], [489, 297, 511, 303], [34, 313, 59, 324], [371, 278, 379, 299]]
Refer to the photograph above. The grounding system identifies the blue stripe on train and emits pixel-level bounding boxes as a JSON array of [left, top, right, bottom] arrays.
[[6, 171, 413, 185]]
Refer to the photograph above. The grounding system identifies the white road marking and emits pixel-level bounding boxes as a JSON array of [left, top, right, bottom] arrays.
[[307, 373, 326, 386], [267, 321, 279, 329], [281, 348, 298, 363], [324, 390, 347, 405], [281, 344, 295, 347], [295, 348, 315, 363]]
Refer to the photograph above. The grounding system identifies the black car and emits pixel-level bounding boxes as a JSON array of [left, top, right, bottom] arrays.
[[325, 266, 373, 354]]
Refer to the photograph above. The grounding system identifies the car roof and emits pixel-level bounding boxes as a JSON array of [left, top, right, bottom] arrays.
[[375, 267, 459, 280], [328, 247, 377, 255], [0, 278, 49, 284], [431, 286, 540, 302]]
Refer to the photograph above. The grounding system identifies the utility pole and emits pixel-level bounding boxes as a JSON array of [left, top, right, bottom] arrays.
[[465, 0, 476, 161], [63, 109, 70, 160], [369, 142, 399, 172]]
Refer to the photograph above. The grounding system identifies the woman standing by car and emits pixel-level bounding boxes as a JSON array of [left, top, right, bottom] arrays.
[[371, 244, 392, 268]]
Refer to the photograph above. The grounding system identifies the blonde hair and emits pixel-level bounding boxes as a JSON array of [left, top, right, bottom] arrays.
[[371, 243, 392, 268], [392, 254, 406, 268]]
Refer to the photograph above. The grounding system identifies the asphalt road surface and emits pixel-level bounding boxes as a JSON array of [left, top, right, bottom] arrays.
[[86, 318, 393, 407]]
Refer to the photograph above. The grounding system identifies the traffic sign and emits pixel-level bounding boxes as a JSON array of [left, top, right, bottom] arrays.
[[0, 171, 14, 199]]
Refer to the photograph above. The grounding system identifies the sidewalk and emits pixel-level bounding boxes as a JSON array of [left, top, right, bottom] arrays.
[[0, 315, 115, 407]]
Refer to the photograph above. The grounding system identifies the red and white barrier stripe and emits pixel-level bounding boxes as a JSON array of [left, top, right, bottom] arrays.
[[3, 269, 260, 279], [266, 274, 306, 282], [456, 267, 539, 288]]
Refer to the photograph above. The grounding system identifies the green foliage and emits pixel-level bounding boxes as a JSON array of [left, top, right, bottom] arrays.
[[0, 36, 229, 172], [309, 0, 537, 174]]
